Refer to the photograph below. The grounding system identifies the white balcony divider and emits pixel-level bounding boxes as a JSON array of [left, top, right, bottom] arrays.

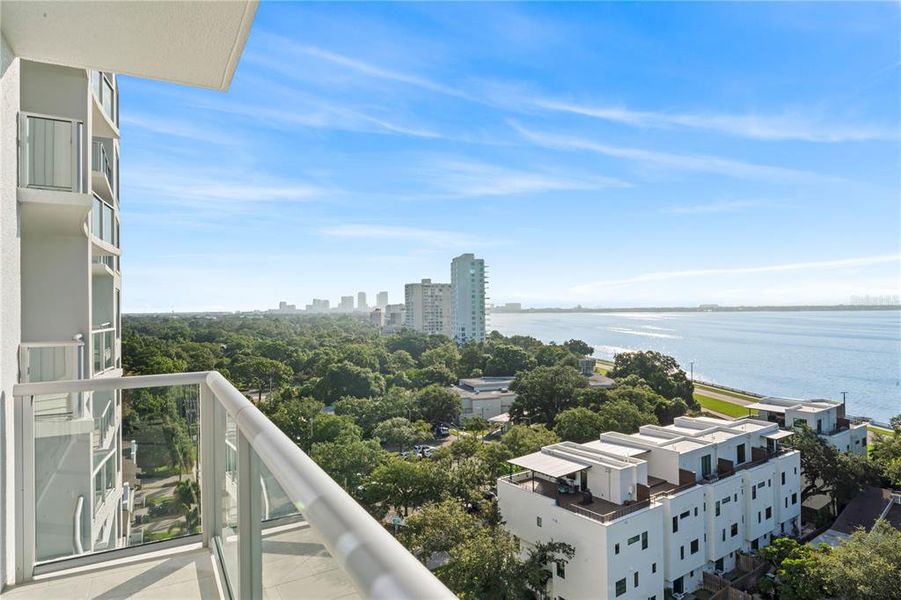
[[91, 327, 116, 373], [18, 113, 84, 193], [13, 372, 454, 599], [91, 140, 113, 188]]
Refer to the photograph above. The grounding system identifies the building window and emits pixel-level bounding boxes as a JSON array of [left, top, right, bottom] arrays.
[[701, 454, 712, 478], [734, 493, 738, 502], [792, 493, 798, 505], [722, 496, 731, 505], [781, 472, 786, 485], [642, 531, 648, 550], [672, 516, 679, 533], [691, 539, 699, 554], [731, 523, 738, 537], [615, 543, 620, 555], [694, 507, 698, 517], [785, 498, 788, 508], [652, 562, 657, 573], [722, 529, 726, 542], [758, 511, 762, 523], [537, 516, 542, 527], [556, 562, 565, 579], [634, 572, 639, 587], [716, 557, 724, 571], [628, 534, 641, 545], [766, 507, 772, 520], [716, 501, 721, 516], [680, 510, 690, 520], [752, 486, 757, 500], [680, 546, 685, 560], [616, 578, 627, 597]]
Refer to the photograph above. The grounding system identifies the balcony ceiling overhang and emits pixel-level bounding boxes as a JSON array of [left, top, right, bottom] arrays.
[[1, 0, 257, 91]]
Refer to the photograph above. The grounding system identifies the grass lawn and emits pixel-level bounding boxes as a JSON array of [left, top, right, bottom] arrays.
[[868, 424, 894, 436], [694, 393, 750, 419]]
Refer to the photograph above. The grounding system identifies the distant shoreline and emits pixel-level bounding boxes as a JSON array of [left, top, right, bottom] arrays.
[[492, 305, 901, 314]]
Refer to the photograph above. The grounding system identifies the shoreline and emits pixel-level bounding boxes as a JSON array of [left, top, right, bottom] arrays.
[[493, 305, 900, 315]]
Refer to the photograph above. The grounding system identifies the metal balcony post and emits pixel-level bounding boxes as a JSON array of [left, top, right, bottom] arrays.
[[238, 430, 262, 600], [199, 382, 222, 548], [14, 395, 35, 582]]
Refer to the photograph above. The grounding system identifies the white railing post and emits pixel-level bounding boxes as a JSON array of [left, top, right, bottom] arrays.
[[199, 382, 221, 548], [238, 431, 262, 600], [14, 395, 35, 582]]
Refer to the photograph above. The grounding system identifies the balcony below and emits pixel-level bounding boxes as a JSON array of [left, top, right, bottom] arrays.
[[2, 522, 360, 600]]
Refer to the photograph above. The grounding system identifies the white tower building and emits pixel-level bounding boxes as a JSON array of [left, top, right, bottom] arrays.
[[450, 253, 486, 344], [404, 279, 452, 337]]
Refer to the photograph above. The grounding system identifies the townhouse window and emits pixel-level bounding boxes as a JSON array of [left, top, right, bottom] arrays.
[[628, 534, 640, 545], [766, 507, 772, 520], [721, 529, 726, 542], [691, 539, 699, 554], [731, 523, 739, 537], [694, 507, 698, 517], [615, 543, 620, 555], [652, 563, 657, 573], [785, 498, 788, 508], [556, 562, 565, 579], [537, 516, 542, 527], [758, 511, 762, 523], [722, 496, 731, 505], [634, 572, 639, 587], [715, 501, 721, 516], [672, 516, 679, 533], [715, 558, 724, 571], [680, 546, 685, 560], [680, 510, 690, 520], [768, 479, 771, 487], [781, 472, 786, 485], [752, 487, 757, 500], [642, 531, 648, 550], [792, 493, 798, 505], [794, 467, 798, 474], [734, 493, 738, 502], [701, 454, 712, 478], [616, 578, 627, 597]]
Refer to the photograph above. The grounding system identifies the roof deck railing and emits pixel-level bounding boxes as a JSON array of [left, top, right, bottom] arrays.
[[12, 371, 453, 599]]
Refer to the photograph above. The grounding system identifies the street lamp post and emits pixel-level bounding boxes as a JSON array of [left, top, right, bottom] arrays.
[[690, 361, 694, 383]]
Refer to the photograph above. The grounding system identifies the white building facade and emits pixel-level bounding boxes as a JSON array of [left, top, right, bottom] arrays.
[[745, 396, 868, 455], [498, 416, 801, 599], [404, 278, 452, 337], [450, 253, 486, 344]]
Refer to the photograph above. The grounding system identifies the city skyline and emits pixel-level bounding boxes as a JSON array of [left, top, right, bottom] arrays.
[[119, 3, 899, 312]]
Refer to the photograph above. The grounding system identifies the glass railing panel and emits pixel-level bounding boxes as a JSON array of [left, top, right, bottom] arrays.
[[122, 384, 200, 548], [33, 384, 201, 564], [23, 344, 79, 383], [22, 115, 83, 192], [259, 462, 360, 599], [101, 76, 115, 124], [220, 412, 240, 595]]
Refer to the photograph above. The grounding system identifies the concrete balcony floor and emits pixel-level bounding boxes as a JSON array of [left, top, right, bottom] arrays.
[[4, 522, 359, 599]]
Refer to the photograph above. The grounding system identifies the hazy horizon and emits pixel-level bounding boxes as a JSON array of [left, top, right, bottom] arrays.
[[120, 3, 900, 313]]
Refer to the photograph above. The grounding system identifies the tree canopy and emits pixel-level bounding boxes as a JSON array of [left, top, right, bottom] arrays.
[[609, 350, 697, 409]]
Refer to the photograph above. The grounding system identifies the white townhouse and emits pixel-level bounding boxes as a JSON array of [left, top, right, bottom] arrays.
[[498, 416, 801, 599], [745, 396, 868, 455]]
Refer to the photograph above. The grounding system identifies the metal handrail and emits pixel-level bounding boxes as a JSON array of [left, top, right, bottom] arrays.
[[13, 371, 453, 599]]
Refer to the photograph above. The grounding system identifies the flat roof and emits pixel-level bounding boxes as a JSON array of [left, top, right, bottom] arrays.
[[697, 430, 743, 443], [745, 401, 789, 413], [664, 439, 709, 453], [581, 440, 649, 458], [509, 451, 590, 478]]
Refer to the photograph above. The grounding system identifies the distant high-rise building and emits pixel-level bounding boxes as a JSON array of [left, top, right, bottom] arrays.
[[376, 291, 389, 309], [339, 296, 354, 312], [370, 308, 383, 328], [383, 303, 406, 334], [357, 291, 368, 311], [451, 253, 486, 344], [405, 279, 452, 337], [310, 298, 330, 313]]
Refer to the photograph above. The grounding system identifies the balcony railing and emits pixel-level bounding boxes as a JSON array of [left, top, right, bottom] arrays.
[[18, 113, 85, 193], [92, 327, 116, 373], [91, 195, 117, 247], [91, 141, 113, 192], [12, 372, 453, 599], [90, 71, 117, 126]]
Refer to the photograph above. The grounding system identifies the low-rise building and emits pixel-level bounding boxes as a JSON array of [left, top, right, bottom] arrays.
[[745, 396, 868, 455], [383, 303, 406, 334], [498, 416, 801, 599], [451, 376, 516, 420]]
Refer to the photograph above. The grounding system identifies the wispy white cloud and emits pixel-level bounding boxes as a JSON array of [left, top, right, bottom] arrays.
[[570, 254, 901, 294], [532, 99, 896, 143], [510, 122, 838, 183], [661, 200, 760, 215], [318, 224, 485, 248], [120, 113, 238, 145], [420, 159, 628, 198]]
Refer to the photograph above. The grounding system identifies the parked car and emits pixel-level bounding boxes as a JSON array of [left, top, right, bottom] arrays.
[[413, 445, 433, 458]]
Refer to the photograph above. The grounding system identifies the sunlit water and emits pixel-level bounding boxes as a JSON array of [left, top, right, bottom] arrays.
[[490, 310, 901, 423]]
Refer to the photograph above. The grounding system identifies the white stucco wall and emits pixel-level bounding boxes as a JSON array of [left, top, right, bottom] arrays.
[[0, 32, 21, 588]]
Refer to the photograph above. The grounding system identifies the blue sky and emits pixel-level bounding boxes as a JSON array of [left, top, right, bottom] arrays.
[[120, 2, 900, 312]]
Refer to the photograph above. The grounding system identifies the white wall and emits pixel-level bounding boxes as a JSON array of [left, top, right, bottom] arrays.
[[0, 31, 22, 588], [661, 487, 707, 582]]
